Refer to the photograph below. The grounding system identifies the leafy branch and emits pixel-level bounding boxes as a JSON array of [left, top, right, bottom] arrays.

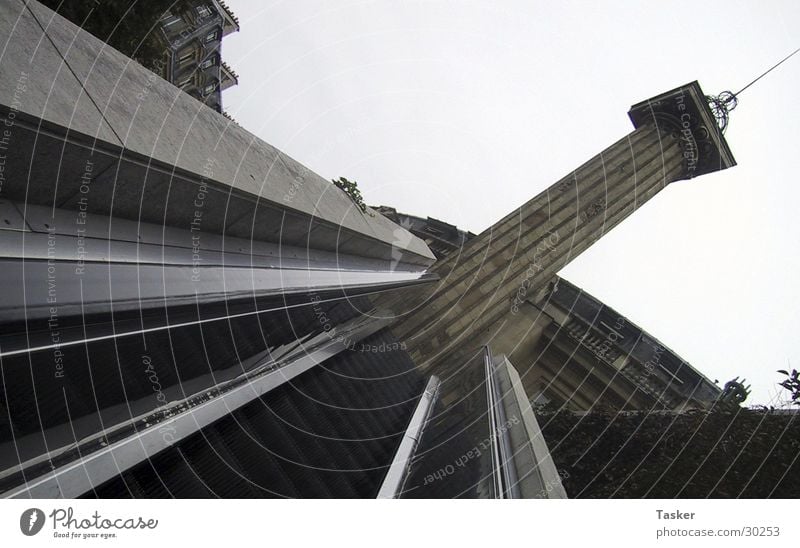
[[777, 368, 800, 405], [332, 177, 368, 213]]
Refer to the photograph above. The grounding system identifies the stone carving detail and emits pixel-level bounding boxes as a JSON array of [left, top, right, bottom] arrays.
[[582, 199, 606, 222], [628, 82, 736, 181], [556, 180, 573, 193]]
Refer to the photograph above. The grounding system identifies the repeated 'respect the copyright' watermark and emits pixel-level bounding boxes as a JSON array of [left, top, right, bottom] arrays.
[[511, 230, 559, 314], [422, 415, 520, 486]]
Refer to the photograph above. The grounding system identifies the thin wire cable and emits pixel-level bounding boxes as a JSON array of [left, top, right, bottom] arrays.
[[734, 46, 800, 97]]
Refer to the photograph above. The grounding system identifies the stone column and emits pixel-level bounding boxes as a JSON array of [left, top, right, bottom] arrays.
[[388, 81, 736, 377]]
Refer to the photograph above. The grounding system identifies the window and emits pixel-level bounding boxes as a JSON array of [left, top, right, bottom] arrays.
[[199, 56, 216, 70], [177, 49, 195, 66], [205, 30, 218, 43], [177, 74, 194, 88], [203, 83, 217, 95], [196, 5, 212, 18], [162, 15, 182, 28]]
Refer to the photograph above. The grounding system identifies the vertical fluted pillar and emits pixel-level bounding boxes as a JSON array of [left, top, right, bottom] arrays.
[[388, 81, 736, 377]]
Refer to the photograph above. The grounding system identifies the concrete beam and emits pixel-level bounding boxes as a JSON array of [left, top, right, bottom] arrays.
[[0, 0, 435, 267]]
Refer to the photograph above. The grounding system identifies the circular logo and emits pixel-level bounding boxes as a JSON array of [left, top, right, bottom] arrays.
[[19, 508, 45, 536]]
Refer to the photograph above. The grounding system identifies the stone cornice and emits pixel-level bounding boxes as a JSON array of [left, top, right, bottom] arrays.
[[628, 81, 736, 180]]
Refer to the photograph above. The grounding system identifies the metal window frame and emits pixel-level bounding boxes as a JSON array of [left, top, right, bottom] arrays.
[[484, 346, 521, 499], [376, 375, 440, 499]]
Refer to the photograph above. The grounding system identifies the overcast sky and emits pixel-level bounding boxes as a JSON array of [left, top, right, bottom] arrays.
[[221, 0, 799, 405]]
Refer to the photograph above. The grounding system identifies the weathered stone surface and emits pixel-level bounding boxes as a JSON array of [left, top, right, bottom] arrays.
[[0, 0, 435, 266], [0, 0, 120, 144]]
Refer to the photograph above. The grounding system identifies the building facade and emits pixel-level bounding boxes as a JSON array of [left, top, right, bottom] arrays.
[[0, 1, 738, 499], [385, 81, 735, 414], [376, 206, 723, 411], [0, 0, 436, 498], [515, 277, 722, 411], [155, 1, 240, 113], [373, 206, 476, 259]]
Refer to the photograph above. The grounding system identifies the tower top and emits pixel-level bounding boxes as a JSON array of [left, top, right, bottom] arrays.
[[628, 81, 736, 180]]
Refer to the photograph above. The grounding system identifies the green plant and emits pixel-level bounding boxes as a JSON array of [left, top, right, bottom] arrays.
[[332, 177, 367, 213], [777, 368, 800, 405]]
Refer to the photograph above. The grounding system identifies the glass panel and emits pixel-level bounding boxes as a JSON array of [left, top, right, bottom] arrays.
[[400, 352, 497, 498]]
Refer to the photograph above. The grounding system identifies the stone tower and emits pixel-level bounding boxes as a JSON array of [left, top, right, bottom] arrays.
[[387, 81, 736, 386]]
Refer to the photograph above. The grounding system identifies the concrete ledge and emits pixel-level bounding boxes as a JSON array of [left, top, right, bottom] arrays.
[[0, 0, 435, 267], [494, 354, 568, 498]]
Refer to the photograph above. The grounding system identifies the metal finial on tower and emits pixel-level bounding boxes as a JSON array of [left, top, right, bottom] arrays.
[[706, 91, 738, 132], [706, 46, 800, 133]]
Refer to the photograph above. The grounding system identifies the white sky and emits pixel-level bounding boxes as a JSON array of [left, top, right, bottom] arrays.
[[221, 0, 800, 406]]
